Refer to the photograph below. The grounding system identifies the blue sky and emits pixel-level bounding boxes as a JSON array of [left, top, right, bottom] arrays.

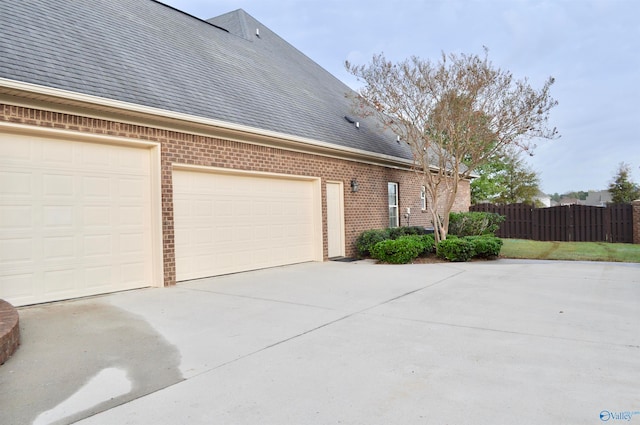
[[163, 0, 639, 195]]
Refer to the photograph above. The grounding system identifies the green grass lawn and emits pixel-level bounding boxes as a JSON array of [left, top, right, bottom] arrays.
[[500, 239, 640, 263]]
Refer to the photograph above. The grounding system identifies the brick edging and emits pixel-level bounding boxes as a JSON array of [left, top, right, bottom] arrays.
[[0, 299, 20, 365]]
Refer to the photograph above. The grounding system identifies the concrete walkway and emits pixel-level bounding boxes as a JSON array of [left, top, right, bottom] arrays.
[[1, 259, 639, 424]]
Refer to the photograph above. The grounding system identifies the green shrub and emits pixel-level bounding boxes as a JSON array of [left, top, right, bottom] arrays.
[[396, 234, 436, 256], [449, 212, 505, 237], [356, 227, 431, 257], [370, 236, 423, 264], [417, 234, 436, 256], [387, 226, 428, 239], [436, 238, 475, 262], [406, 226, 430, 236], [465, 235, 503, 258], [355, 229, 390, 257]]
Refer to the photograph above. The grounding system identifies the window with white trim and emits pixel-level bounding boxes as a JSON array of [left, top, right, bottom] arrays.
[[388, 182, 399, 228], [421, 186, 427, 210]]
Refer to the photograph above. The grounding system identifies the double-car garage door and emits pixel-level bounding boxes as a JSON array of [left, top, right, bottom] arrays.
[[172, 168, 320, 282], [0, 132, 156, 306]]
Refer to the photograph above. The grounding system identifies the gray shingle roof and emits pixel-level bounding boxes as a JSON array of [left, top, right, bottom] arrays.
[[0, 0, 414, 161]]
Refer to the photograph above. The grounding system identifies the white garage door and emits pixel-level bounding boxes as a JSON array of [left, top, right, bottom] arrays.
[[173, 168, 319, 281], [0, 132, 155, 306]]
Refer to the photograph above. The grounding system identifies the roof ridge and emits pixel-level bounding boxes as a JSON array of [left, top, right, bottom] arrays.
[[206, 8, 255, 41], [234, 9, 252, 40]]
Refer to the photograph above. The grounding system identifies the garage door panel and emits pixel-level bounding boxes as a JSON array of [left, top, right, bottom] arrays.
[[84, 205, 110, 226], [1, 205, 32, 229], [85, 266, 114, 288], [0, 133, 154, 306], [43, 236, 75, 259], [0, 138, 31, 161], [43, 142, 74, 165], [1, 171, 31, 195], [1, 238, 33, 264], [2, 273, 33, 299], [174, 170, 317, 281], [43, 269, 76, 294]]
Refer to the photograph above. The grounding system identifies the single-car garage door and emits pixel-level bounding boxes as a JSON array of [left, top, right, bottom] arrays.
[[0, 132, 156, 306], [173, 167, 321, 281]]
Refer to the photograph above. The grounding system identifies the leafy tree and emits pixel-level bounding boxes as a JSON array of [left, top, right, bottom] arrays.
[[470, 155, 507, 204], [609, 162, 640, 203], [471, 148, 541, 205], [346, 49, 558, 242]]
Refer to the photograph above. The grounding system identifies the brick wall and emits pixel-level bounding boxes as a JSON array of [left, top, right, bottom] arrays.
[[1, 104, 471, 286], [633, 200, 640, 244]]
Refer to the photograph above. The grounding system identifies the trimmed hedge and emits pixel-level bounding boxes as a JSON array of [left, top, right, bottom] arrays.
[[370, 236, 424, 264], [436, 237, 475, 262], [465, 235, 503, 258], [436, 235, 503, 262], [369, 234, 436, 264], [355, 229, 390, 257], [449, 211, 505, 237], [387, 226, 429, 239], [355, 226, 431, 257], [356, 227, 501, 263], [417, 234, 436, 256]]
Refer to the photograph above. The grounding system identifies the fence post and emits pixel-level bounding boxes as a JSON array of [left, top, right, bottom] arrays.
[[603, 206, 612, 243], [633, 200, 640, 244]]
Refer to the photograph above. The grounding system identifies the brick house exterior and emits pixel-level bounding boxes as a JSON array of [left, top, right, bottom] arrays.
[[0, 1, 470, 305]]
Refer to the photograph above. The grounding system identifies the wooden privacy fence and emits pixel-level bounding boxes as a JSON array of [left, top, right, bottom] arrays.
[[470, 203, 634, 243]]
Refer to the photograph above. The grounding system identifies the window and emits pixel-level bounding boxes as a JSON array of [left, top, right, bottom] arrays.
[[388, 182, 399, 228], [421, 186, 427, 210]]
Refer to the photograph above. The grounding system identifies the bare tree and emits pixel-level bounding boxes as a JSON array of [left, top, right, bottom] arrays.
[[346, 49, 558, 242]]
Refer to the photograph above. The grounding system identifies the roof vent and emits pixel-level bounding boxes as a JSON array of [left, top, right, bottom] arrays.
[[396, 135, 401, 143], [256, 28, 260, 37], [355, 122, 360, 129]]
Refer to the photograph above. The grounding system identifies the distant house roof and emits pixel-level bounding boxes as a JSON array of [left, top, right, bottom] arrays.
[[0, 0, 414, 163], [534, 190, 550, 199], [559, 197, 583, 206], [584, 190, 612, 207]]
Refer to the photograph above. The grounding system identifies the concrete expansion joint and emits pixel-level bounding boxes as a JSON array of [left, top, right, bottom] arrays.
[[360, 269, 467, 313], [182, 287, 337, 311], [369, 314, 640, 349], [187, 311, 357, 381]]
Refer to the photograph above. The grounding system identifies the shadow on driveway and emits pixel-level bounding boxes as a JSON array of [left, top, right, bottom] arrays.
[[0, 301, 183, 425]]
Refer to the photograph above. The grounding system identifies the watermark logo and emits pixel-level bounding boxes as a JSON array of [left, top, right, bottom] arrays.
[[600, 410, 640, 422]]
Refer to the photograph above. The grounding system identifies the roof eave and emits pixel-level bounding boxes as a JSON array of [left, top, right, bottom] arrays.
[[0, 77, 416, 170]]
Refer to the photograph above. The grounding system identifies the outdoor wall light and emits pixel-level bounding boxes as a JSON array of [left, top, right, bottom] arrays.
[[350, 179, 359, 192]]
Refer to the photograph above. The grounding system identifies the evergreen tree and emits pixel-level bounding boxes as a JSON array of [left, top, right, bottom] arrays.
[[471, 148, 541, 205], [609, 162, 640, 203]]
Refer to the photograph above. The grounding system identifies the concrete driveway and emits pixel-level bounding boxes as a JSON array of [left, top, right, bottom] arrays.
[[1, 259, 639, 425]]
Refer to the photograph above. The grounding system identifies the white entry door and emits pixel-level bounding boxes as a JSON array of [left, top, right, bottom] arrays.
[[326, 182, 345, 258]]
